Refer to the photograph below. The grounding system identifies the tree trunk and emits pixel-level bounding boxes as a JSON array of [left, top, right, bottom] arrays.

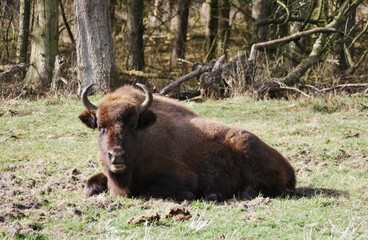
[[24, 0, 58, 93], [171, 0, 191, 68], [59, 0, 75, 45], [285, 0, 316, 70], [205, 0, 219, 61], [127, 0, 145, 72], [16, 0, 30, 64], [216, 0, 230, 58], [75, 0, 118, 92], [251, 0, 272, 42], [333, 0, 356, 82]]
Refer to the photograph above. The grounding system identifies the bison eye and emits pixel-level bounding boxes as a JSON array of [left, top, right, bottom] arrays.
[[98, 127, 107, 135]]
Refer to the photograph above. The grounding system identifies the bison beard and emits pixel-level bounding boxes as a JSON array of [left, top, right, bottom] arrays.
[[79, 84, 296, 201]]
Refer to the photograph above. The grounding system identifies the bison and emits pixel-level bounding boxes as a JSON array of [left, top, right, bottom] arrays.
[[79, 84, 296, 201]]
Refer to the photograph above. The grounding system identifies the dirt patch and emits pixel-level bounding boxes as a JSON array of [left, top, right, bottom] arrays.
[[161, 205, 192, 221], [0, 162, 88, 237], [128, 211, 161, 225], [128, 205, 192, 225]]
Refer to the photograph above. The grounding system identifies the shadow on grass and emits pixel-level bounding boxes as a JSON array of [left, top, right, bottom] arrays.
[[289, 186, 348, 199]]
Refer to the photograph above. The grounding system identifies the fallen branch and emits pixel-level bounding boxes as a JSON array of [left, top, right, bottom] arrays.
[[320, 83, 368, 92], [274, 80, 311, 98], [0, 63, 26, 80], [248, 27, 336, 61], [159, 62, 214, 96], [122, 69, 160, 78]]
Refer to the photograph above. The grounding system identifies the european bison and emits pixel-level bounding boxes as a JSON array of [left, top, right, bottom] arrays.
[[79, 84, 296, 201]]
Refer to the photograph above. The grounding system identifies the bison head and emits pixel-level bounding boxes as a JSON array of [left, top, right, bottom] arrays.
[[79, 84, 156, 174]]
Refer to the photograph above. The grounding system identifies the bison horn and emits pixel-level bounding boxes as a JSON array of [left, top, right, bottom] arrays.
[[136, 83, 153, 113], [81, 84, 98, 111]]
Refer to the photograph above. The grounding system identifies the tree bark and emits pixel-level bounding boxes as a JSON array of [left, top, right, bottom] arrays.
[[24, 0, 58, 93], [75, 0, 118, 92], [16, 0, 31, 64], [127, 0, 145, 72]]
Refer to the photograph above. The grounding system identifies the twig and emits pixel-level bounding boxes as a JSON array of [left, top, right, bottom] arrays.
[[274, 80, 311, 98], [320, 83, 368, 92], [305, 84, 322, 93], [177, 58, 194, 65], [121, 70, 159, 78]]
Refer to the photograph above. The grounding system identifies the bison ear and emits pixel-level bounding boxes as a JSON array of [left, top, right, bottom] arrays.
[[138, 110, 156, 129], [78, 110, 97, 129]]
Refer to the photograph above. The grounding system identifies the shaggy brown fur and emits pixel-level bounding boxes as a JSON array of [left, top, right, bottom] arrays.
[[79, 85, 296, 201]]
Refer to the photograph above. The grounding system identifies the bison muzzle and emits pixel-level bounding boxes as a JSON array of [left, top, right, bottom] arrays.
[[79, 83, 296, 201]]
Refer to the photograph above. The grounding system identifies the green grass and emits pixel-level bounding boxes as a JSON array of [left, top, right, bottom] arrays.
[[0, 95, 367, 239]]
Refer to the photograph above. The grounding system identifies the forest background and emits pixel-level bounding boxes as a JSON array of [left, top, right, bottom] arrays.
[[0, 0, 367, 99]]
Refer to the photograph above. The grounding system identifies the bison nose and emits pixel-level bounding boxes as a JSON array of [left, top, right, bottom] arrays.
[[107, 150, 126, 164]]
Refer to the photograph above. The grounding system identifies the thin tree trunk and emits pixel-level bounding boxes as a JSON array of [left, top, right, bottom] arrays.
[[251, 0, 272, 42], [59, 0, 75, 45], [205, 0, 219, 61], [16, 0, 30, 64], [127, 0, 145, 72], [216, 0, 230, 57], [75, 0, 118, 92], [333, 0, 356, 82], [24, 0, 58, 93], [171, 0, 191, 68]]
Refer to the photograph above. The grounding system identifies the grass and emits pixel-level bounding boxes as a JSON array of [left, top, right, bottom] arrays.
[[0, 95, 367, 239]]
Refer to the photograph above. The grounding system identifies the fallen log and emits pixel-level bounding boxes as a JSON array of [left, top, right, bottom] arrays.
[[0, 63, 26, 81]]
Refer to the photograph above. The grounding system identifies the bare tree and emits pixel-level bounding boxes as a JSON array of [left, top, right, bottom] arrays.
[[75, 0, 118, 92], [24, 0, 58, 93]]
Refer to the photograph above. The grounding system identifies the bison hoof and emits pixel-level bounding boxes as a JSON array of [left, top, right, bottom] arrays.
[[239, 185, 259, 200], [84, 173, 108, 197], [204, 193, 224, 202], [84, 184, 107, 197], [180, 191, 196, 201]]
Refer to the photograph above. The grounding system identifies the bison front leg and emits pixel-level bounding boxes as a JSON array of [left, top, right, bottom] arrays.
[[140, 173, 197, 201], [84, 172, 108, 196], [238, 185, 260, 200]]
